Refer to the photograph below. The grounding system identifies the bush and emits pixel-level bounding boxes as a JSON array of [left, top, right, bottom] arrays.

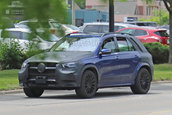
[[0, 40, 25, 70], [144, 43, 169, 64]]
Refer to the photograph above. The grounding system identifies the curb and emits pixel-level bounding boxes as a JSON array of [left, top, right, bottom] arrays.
[[0, 89, 23, 95]]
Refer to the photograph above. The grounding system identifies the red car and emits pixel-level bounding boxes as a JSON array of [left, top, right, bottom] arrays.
[[116, 27, 169, 45]]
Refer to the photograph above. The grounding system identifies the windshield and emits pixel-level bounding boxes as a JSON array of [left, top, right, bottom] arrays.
[[64, 24, 79, 30], [117, 29, 135, 35], [154, 31, 169, 37], [50, 37, 100, 52]]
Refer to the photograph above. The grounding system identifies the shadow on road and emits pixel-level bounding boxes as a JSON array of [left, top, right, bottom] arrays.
[[39, 91, 138, 100]]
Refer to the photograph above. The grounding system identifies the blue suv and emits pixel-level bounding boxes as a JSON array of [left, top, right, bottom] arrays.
[[18, 33, 154, 98]]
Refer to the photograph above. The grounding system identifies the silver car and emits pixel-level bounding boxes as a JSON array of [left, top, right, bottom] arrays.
[[79, 22, 137, 33], [0, 28, 59, 51]]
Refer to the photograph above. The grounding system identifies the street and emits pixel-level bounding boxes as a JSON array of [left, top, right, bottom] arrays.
[[0, 82, 172, 115]]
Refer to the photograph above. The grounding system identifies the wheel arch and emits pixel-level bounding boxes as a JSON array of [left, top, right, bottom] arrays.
[[137, 63, 153, 81], [80, 64, 100, 83]]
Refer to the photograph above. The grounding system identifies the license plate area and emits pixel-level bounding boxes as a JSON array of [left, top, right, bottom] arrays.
[[36, 76, 47, 84]]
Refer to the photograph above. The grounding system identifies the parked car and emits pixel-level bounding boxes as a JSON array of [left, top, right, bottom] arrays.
[[0, 28, 59, 50], [14, 19, 79, 35], [116, 27, 169, 45], [19, 33, 154, 98], [125, 21, 157, 27], [158, 25, 169, 35], [79, 22, 136, 33]]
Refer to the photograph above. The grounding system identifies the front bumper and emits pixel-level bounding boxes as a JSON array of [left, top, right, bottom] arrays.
[[18, 64, 81, 90]]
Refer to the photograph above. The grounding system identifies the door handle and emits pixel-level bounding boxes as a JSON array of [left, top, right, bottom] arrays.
[[115, 56, 119, 60]]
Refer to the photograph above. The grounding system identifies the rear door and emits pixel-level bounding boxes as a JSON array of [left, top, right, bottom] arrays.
[[114, 37, 140, 84]]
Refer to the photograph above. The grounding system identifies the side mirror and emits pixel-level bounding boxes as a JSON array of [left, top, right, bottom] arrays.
[[99, 49, 111, 55]]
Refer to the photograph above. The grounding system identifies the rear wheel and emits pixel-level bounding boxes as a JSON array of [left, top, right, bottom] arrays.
[[23, 87, 44, 98], [75, 70, 97, 98], [131, 68, 151, 94]]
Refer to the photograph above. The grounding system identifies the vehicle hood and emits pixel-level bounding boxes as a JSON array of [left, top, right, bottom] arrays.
[[26, 51, 93, 63]]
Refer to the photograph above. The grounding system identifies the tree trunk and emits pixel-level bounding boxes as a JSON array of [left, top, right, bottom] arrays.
[[169, 11, 172, 64]]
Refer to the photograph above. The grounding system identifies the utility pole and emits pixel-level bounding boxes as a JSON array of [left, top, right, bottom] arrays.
[[109, 0, 114, 32], [72, 0, 76, 25]]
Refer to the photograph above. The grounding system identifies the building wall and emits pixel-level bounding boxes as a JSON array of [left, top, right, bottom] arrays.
[[86, 0, 167, 22], [68, 9, 108, 26]]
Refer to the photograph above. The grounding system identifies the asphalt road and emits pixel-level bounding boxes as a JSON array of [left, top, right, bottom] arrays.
[[0, 82, 172, 115]]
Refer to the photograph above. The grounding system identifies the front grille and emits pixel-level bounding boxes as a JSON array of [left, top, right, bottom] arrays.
[[28, 62, 57, 79]]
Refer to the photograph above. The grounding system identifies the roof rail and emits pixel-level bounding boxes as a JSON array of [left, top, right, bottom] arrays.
[[119, 33, 133, 36], [101, 32, 115, 37]]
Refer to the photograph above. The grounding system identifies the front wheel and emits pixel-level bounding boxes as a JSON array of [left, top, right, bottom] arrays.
[[23, 87, 44, 98], [131, 68, 151, 94], [75, 70, 97, 98]]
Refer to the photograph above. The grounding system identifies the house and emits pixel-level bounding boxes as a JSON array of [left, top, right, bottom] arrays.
[[86, 0, 167, 22]]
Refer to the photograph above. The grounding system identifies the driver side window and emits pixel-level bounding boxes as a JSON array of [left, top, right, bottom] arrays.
[[102, 38, 116, 53]]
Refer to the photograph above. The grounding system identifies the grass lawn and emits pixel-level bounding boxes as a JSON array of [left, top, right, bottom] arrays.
[[0, 64, 172, 90], [0, 69, 19, 90], [154, 64, 172, 81]]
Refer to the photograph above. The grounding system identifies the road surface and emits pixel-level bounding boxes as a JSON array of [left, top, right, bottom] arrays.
[[0, 82, 172, 115]]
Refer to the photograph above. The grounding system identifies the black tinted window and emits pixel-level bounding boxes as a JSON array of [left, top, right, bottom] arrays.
[[117, 37, 135, 52], [134, 29, 147, 36], [154, 31, 168, 37], [83, 25, 100, 33], [117, 37, 129, 52]]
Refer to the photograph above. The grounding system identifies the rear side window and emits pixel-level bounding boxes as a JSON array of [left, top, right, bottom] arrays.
[[102, 25, 109, 33], [118, 29, 135, 35], [1, 31, 21, 39], [83, 25, 100, 33], [154, 31, 168, 37], [134, 29, 147, 36], [117, 37, 135, 52]]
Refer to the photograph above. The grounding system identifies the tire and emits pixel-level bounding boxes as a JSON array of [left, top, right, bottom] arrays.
[[75, 70, 97, 98], [131, 68, 151, 94], [23, 87, 44, 98]]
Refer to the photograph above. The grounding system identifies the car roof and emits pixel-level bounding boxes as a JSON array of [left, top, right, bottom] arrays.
[[119, 27, 167, 31], [66, 32, 148, 52], [5, 28, 30, 33], [83, 22, 135, 26]]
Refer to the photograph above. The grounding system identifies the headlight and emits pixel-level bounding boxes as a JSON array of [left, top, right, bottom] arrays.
[[21, 62, 28, 68], [61, 62, 76, 68]]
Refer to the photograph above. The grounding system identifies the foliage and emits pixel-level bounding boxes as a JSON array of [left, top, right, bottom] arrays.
[[144, 43, 169, 64], [139, 9, 169, 25], [0, 41, 25, 70], [75, 0, 86, 9]]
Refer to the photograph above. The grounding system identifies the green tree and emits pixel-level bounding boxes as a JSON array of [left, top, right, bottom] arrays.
[[139, 9, 169, 26], [75, 0, 86, 9], [163, 0, 172, 64]]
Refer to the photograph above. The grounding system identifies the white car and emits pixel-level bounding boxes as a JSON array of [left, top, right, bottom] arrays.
[[0, 28, 59, 51], [79, 22, 137, 33], [14, 19, 79, 36]]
